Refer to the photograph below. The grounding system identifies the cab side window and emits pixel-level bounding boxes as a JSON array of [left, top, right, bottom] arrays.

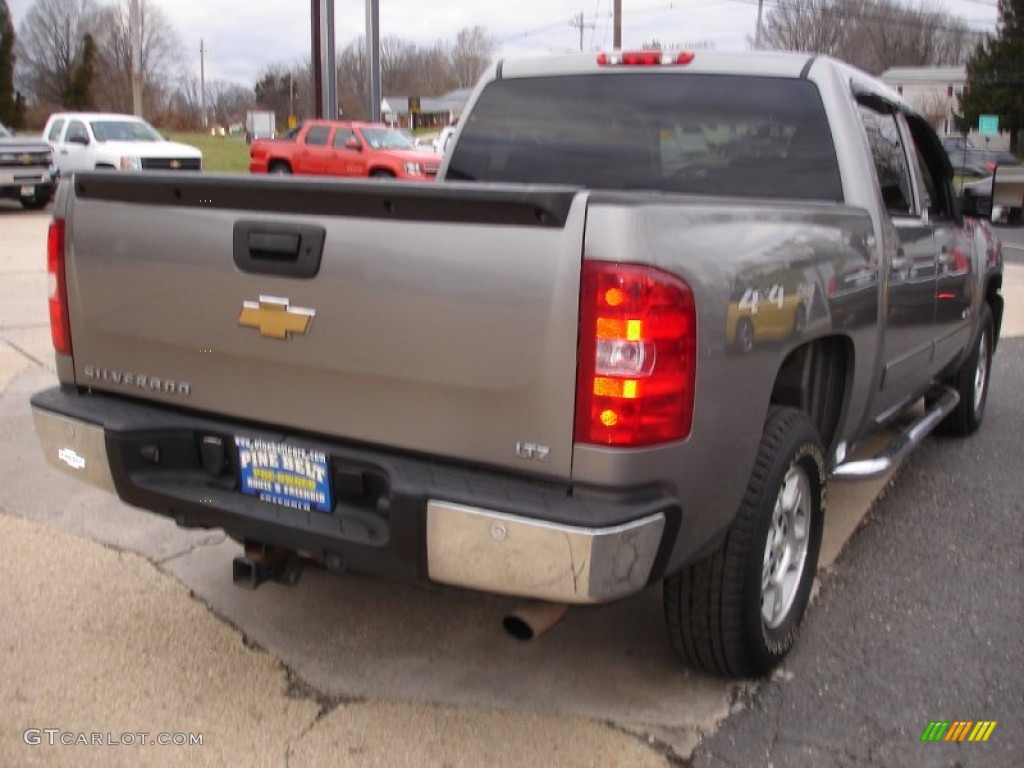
[[65, 121, 89, 143], [47, 120, 66, 142], [858, 105, 914, 217], [332, 128, 355, 148], [305, 126, 330, 146], [906, 115, 954, 221]]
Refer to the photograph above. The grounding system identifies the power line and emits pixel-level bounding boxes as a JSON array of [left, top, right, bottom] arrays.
[[569, 12, 597, 51], [498, 0, 997, 50], [589, 0, 603, 49]]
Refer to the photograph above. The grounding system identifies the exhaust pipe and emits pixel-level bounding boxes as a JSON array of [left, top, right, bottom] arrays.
[[502, 601, 569, 641]]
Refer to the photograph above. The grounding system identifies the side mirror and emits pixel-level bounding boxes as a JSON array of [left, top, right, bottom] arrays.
[[67, 134, 90, 146], [959, 192, 991, 219]]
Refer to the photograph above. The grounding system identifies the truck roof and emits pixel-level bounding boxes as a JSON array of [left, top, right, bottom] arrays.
[[298, 119, 406, 131], [497, 50, 903, 102], [46, 112, 151, 123]]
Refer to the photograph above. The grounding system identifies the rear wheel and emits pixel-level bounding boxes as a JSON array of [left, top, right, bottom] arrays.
[[664, 407, 825, 677], [936, 304, 993, 437], [269, 161, 291, 175], [793, 305, 807, 337], [735, 317, 755, 354], [370, 169, 395, 178]]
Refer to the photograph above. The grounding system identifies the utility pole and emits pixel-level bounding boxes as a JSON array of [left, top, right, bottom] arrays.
[[366, 0, 381, 122], [310, 0, 337, 120], [755, 0, 764, 49], [130, 0, 143, 116], [311, 0, 322, 118], [200, 38, 207, 128], [569, 12, 595, 52], [613, 0, 621, 49]]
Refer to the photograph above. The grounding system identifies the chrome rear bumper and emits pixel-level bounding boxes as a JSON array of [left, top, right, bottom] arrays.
[[32, 408, 116, 493], [426, 501, 665, 603]]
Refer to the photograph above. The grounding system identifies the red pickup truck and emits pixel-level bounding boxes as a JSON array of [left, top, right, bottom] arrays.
[[249, 120, 440, 181]]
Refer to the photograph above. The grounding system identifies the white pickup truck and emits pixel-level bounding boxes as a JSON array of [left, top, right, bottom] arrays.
[[42, 112, 203, 174], [31, 51, 1003, 678]]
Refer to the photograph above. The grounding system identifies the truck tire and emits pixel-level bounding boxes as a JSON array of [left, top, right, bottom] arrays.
[[269, 161, 291, 175], [735, 317, 755, 354], [936, 304, 993, 437], [664, 406, 825, 677], [370, 169, 396, 179]]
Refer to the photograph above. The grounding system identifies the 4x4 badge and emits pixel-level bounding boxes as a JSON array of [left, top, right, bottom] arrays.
[[239, 295, 315, 340]]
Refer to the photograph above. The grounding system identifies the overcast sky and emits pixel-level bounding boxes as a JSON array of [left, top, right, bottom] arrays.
[[5, 0, 1001, 87]]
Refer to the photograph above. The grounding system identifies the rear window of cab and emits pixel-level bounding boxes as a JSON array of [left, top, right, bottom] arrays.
[[447, 73, 842, 202]]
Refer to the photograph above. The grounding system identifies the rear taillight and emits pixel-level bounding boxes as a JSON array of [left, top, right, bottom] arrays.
[[47, 218, 72, 356], [575, 262, 696, 446]]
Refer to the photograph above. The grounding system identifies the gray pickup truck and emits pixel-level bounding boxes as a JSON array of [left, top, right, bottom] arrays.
[[31, 51, 1003, 678], [0, 122, 56, 209]]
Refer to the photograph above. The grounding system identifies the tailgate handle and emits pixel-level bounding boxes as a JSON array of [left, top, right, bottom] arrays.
[[233, 221, 326, 278], [249, 232, 300, 258]]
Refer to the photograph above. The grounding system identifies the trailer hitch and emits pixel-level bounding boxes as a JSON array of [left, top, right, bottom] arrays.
[[232, 541, 304, 589]]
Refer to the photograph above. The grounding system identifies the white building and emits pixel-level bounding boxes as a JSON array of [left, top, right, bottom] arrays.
[[879, 65, 1009, 150]]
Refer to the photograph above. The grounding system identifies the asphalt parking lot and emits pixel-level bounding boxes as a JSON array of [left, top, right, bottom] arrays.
[[1, 203, 1021, 766]]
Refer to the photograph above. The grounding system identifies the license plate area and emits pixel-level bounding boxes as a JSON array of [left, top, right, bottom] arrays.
[[234, 436, 333, 513]]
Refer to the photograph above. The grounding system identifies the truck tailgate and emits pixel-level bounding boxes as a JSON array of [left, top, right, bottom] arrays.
[[63, 174, 587, 479]]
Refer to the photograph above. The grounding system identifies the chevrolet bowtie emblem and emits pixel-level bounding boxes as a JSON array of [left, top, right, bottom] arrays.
[[20, 153, 32, 165], [239, 296, 315, 339], [169, 159, 181, 169]]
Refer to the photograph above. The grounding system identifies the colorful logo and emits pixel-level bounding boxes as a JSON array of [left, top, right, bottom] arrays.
[[921, 721, 997, 742]]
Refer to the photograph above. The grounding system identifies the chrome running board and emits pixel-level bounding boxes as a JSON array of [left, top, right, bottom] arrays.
[[830, 387, 960, 481]]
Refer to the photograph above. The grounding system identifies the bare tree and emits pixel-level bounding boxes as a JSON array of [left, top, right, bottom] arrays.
[[205, 81, 255, 127], [254, 64, 303, 126], [337, 38, 368, 119], [450, 26, 495, 88], [380, 35, 419, 94], [15, 0, 100, 105], [915, 91, 950, 130], [332, 27, 494, 121], [420, 42, 457, 95], [1, 0, 21, 126], [758, 0, 981, 75], [92, 0, 184, 114], [169, 73, 202, 127]]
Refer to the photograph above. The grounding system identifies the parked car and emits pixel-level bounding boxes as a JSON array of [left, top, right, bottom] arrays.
[[946, 147, 1019, 179], [941, 135, 974, 152], [0, 122, 57, 210], [961, 164, 1024, 224], [42, 112, 203, 175], [248, 120, 440, 180]]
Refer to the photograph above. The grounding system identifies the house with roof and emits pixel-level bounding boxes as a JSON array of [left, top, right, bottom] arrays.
[[879, 65, 1010, 150], [381, 88, 473, 130]]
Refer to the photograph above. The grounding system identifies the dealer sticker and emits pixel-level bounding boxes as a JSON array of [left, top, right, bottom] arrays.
[[235, 436, 333, 513]]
